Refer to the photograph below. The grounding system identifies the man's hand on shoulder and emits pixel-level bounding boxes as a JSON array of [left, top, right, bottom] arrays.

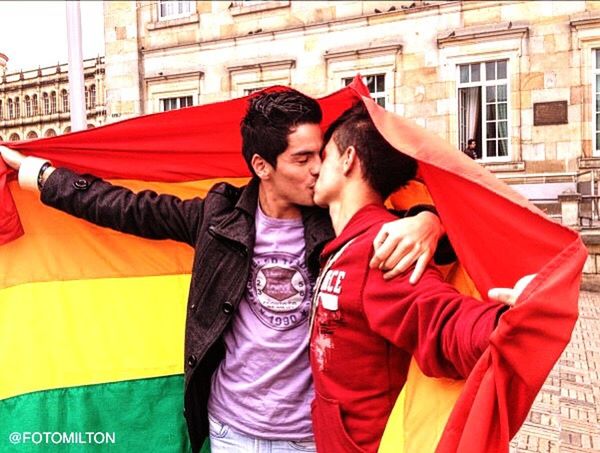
[[0, 145, 25, 170], [370, 211, 443, 284]]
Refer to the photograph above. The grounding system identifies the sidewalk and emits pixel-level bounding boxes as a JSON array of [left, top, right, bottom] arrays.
[[510, 291, 600, 452]]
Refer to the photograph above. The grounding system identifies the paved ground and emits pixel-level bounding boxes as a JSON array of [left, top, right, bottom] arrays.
[[510, 291, 600, 452]]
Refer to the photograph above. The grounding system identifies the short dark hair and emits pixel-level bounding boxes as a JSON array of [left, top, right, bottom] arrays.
[[241, 89, 322, 174], [468, 139, 476, 145], [323, 102, 417, 199]]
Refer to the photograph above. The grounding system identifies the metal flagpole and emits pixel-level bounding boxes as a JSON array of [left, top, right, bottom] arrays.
[[66, 1, 86, 132]]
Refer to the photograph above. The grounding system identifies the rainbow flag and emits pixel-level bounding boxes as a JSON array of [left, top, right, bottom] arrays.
[[0, 79, 585, 452]]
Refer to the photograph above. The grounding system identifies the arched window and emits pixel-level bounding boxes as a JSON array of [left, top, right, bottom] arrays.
[[44, 128, 57, 138], [61, 89, 69, 112], [88, 84, 96, 109], [32, 94, 38, 115], [0, 135, 3, 142], [42, 93, 50, 115], [15, 97, 20, 118], [9, 133, 20, 141], [87, 123, 95, 129], [8, 99, 14, 119], [63, 126, 71, 134], [50, 91, 57, 114], [25, 96, 31, 117], [0, 100, 3, 120], [26, 131, 38, 139]]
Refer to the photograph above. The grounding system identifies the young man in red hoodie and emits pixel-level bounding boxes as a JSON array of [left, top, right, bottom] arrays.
[[310, 103, 532, 452]]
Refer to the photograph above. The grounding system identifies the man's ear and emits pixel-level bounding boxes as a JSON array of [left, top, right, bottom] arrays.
[[251, 154, 272, 180], [342, 146, 358, 176]]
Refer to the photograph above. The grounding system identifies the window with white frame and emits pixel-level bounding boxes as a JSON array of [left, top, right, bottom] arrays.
[[594, 49, 600, 154], [61, 89, 69, 112], [32, 94, 38, 115], [343, 74, 387, 108], [160, 96, 193, 112], [87, 85, 96, 109], [158, 0, 194, 21], [42, 93, 50, 115], [50, 92, 57, 114], [457, 59, 509, 160], [25, 96, 31, 117], [243, 87, 263, 95]]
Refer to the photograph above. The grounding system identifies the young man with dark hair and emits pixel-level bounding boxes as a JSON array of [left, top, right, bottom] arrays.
[[463, 138, 478, 160], [1, 90, 448, 452], [310, 103, 532, 452]]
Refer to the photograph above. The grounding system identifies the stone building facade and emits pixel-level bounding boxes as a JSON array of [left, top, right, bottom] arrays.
[[0, 55, 106, 141], [101, 0, 600, 189]]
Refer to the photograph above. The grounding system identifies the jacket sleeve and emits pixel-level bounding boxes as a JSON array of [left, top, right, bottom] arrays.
[[40, 167, 204, 246], [362, 265, 507, 379]]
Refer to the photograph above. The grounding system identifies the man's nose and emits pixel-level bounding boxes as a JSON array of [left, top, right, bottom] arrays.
[[310, 156, 321, 176]]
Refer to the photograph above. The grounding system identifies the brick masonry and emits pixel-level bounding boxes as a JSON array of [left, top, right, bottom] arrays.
[[510, 291, 600, 452]]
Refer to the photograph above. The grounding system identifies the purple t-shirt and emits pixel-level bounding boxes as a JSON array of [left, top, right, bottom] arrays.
[[207, 204, 314, 439]]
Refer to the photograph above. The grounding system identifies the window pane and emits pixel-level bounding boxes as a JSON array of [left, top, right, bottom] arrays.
[[470, 63, 480, 82], [460, 65, 469, 83], [486, 85, 496, 102], [597, 74, 600, 92], [498, 139, 508, 156], [596, 113, 600, 131], [486, 61, 495, 81], [497, 60, 507, 79], [497, 84, 507, 101], [597, 133, 600, 150], [376, 75, 385, 92], [596, 50, 600, 69], [498, 121, 508, 138], [487, 140, 497, 157], [597, 94, 600, 113], [364, 76, 376, 92], [487, 104, 496, 120], [498, 103, 507, 120], [487, 122, 497, 139], [375, 97, 385, 108]]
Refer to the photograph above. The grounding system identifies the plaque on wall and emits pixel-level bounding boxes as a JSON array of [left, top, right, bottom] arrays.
[[533, 101, 568, 126]]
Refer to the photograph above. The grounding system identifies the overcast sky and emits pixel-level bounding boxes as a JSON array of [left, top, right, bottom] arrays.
[[0, 1, 105, 73]]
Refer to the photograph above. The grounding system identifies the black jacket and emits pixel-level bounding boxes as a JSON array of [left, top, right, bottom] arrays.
[[41, 169, 333, 452]]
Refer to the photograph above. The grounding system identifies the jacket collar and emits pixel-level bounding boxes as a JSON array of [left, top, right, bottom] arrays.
[[212, 177, 335, 261], [209, 178, 260, 254], [321, 204, 392, 259]]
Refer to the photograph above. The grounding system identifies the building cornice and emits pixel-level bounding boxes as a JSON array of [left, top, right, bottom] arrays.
[[570, 14, 600, 31], [437, 23, 529, 48], [144, 69, 204, 82], [227, 59, 295, 73], [325, 39, 403, 60]]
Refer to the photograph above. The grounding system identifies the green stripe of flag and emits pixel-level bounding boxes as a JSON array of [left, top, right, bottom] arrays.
[[0, 375, 195, 452]]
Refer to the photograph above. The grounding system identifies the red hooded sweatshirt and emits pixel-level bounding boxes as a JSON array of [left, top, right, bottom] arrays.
[[309, 204, 507, 453]]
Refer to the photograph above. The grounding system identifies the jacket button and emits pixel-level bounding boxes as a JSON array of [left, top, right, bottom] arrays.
[[187, 354, 197, 368], [190, 303, 196, 310], [73, 179, 89, 190], [222, 301, 234, 314]]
